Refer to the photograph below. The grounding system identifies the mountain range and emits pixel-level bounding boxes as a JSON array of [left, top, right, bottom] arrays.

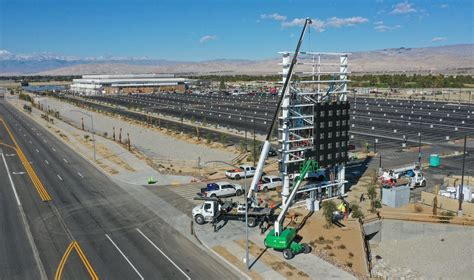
[[0, 44, 472, 76]]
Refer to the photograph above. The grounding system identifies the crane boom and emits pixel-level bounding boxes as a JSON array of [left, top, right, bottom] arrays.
[[247, 18, 313, 204], [274, 160, 318, 235]]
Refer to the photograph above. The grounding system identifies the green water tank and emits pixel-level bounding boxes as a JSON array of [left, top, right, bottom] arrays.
[[429, 154, 440, 167]]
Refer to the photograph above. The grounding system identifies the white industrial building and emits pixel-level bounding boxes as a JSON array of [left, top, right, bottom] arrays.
[[70, 74, 193, 95]]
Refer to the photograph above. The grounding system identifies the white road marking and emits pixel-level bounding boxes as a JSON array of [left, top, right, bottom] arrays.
[[105, 234, 144, 280], [52, 147, 56, 152], [43, 139, 47, 143], [63, 158, 68, 163], [36, 149, 39, 153], [1, 152, 48, 280], [12, 171, 25, 175], [57, 174, 62, 181], [44, 160, 49, 165], [77, 172, 84, 178], [29, 140, 32, 144], [136, 228, 191, 280], [2, 153, 22, 205]]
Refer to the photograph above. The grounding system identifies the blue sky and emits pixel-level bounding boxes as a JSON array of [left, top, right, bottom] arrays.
[[0, 0, 472, 61]]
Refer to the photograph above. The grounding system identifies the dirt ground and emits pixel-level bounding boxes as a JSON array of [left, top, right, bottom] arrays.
[[234, 239, 311, 280], [291, 214, 368, 278]]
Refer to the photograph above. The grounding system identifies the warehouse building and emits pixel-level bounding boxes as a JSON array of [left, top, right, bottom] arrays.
[[70, 74, 193, 95]]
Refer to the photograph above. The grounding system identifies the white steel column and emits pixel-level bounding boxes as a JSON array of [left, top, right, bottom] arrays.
[[281, 53, 291, 205]]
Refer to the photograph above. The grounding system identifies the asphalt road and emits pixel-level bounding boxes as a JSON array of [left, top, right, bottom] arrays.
[[0, 101, 239, 279], [0, 148, 41, 279]]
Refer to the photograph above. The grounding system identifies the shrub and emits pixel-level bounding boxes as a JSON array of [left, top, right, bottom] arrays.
[[414, 204, 423, 213], [220, 133, 227, 145], [338, 244, 346, 250], [349, 252, 354, 258], [351, 202, 364, 219], [206, 132, 212, 144], [346, 262, 353, 268], [334, 235, 341, 241], [322, 200, 337, 228], [324, 245, 332, 250], [318, 236, 325, 241], [329, 252, 335, 257]]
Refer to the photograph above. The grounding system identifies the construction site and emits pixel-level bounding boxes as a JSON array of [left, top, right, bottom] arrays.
[[1, 13, 473, 280]]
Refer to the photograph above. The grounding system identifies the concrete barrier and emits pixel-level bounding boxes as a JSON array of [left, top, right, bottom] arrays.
[[421, 191, 474, 217]]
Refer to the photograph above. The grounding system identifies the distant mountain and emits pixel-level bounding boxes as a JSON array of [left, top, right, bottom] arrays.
[[0, 44, 472, 76]]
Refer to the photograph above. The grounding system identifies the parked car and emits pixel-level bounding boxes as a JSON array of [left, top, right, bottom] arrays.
[[258, 175, 283, 192], [225, 165, 256, 180], [199, 182, 244, 198]]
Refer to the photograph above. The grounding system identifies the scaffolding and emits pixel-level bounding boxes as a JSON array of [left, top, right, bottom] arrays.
[[278, 51, 350, 204]]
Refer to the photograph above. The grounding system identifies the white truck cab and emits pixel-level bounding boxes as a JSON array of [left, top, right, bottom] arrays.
[[193, 201, 220, 224]]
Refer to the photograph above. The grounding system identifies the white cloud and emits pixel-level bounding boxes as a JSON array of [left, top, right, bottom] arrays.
[[373, 21, 401, 32], [390, 2, 417, 15], [261, 13, 287, 21], [325, 16, 369, 28], [439, 4, 449, 8], [199, 35, 216, 43], [431, 37, 447, 42], [281, 18, 307, 27], [374, 24, 401, 32], [280, 16, 368, 32]]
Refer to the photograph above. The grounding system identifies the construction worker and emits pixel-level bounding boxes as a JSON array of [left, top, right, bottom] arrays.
[[337, 202, 346, 218]]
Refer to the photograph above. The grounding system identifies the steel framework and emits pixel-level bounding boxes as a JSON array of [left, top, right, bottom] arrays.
[[278, 51, 350, 204]]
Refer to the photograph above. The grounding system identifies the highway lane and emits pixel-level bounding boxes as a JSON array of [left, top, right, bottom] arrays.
[[0, 102, 238, 279], [0, 147, 44, 280]]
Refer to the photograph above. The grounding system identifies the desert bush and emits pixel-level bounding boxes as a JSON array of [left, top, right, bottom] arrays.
[[414, 204, 423, 213], [319, 236, 325, 241], [349, 252, 354, 258], [334, 235, 341, 241], [322, 200, 337, 228], [346, 262, 353, 268], [338, 244, 346, 250], [351, 202, 365, 219]]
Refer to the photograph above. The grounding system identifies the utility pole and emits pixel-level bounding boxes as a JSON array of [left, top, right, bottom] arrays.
[[418, 120, 422, 164], [374, 138, 378, 154], [458, 135, 467, 216]]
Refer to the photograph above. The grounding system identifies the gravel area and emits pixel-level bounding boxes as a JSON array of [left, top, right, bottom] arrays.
[[372, 231, 474, 279], [34, 96, 237, 165]]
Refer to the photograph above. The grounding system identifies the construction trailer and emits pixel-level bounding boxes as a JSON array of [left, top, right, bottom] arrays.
[[246, 18, 351, 259]]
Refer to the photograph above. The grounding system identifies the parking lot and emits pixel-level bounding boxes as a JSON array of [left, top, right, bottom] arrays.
[[78, 92, 473, 150]]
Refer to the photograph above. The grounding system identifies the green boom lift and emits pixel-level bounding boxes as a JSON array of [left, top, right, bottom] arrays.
[[264, 160, 318, 259]]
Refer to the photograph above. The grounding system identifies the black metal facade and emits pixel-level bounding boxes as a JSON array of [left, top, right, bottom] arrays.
[[308, 101, 350, 167]]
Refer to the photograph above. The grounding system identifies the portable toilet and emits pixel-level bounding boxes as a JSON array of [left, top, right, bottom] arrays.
[[429, 154, 440, 167]]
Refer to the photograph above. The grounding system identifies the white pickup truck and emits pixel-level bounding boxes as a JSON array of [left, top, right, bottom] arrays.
[[258, 175, 282, 192], [199, 182, 244, 198], [225, 165, 256, 180]]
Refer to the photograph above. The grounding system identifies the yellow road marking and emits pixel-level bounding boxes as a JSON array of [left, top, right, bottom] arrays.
[[55, 241, 99, 280], [0, 119, 52, 201]]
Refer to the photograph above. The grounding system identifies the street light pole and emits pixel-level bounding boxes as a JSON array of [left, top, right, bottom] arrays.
[[458, 135, 467, 215], [244, 170, 250, 270]]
